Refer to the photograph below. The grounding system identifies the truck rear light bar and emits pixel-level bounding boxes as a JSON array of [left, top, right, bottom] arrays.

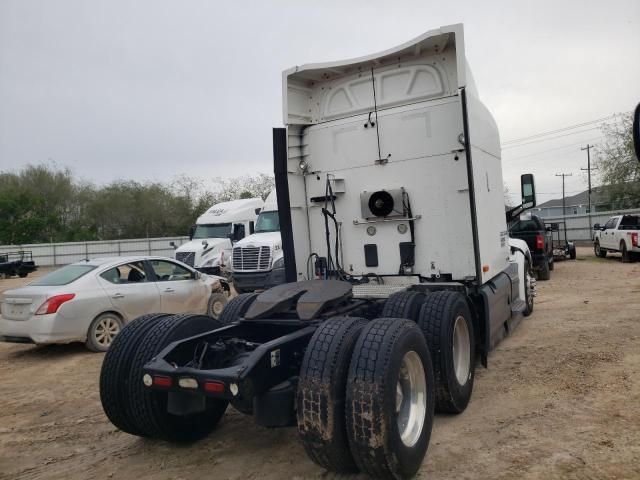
[[536, 234, 544, 250], [632, 232, 638, 247]]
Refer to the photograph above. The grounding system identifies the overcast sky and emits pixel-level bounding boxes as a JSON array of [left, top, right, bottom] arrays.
[[1, 0, 639, 204]]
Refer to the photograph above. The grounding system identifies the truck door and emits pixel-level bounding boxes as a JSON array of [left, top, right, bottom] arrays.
[[147, 259, 208, 314], [601, 217, 619, 249], [98, 261, 161, 322]]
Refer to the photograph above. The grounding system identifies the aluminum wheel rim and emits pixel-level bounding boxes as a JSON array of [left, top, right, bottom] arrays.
[[595, 243, 601, 255], [526, 271, 534, 309], [452, 315, 471, 385], [95, 316, 120, 347], [396, 351, 427, 448]]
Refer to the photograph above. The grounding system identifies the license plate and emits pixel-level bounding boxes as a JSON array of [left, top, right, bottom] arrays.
[[1, 303, 30, 321]]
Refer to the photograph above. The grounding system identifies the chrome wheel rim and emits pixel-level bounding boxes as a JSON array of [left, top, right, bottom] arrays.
[[595, 243, 600, 255], [452, 315, 471, 385], [526, 268, 534, 309], [95, 316, 120, 347], [396, 351, 427, 447]]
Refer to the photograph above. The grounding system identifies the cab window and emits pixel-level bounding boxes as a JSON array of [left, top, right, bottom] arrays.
[[149, 260, 193, 281], [100, 262, 147, 284]]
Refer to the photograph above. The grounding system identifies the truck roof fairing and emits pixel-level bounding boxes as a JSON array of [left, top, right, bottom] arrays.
[[283, 24, 478, 126]]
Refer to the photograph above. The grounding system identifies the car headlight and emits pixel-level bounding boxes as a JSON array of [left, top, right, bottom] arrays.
[[272, 257, 284, 269], [202, 256, 221, 268]]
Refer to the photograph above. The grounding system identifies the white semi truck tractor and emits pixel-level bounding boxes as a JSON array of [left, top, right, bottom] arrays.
[[172, 198, 263, 276], [101, 24, 538, 479], [230, 190, 286, 292]]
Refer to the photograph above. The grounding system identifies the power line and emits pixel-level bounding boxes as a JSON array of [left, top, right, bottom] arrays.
[[502, 126, 606, 149], [503, 136, 603, 162], [501, 112, 628, 146]]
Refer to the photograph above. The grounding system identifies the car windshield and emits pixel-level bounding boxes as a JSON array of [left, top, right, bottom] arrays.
[[255, 211, 280, 233], [193, 223, 231, 239], [30, 264, 96, 286]]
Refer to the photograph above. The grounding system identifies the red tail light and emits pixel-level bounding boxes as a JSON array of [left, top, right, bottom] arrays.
[[35, 294, 75, 315], [632, 232, 638, 247], [536, 234, 544, 250], [152, 375, 173, 388], [204, 381, 225, 393]]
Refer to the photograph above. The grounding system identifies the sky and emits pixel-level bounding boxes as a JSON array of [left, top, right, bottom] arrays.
[[1, 0, 639, 205]]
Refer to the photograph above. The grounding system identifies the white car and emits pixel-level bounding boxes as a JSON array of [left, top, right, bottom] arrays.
[[0, 256, 228, 351]]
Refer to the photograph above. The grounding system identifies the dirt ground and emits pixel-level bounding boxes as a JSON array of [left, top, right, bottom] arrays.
[[1, 248, 639, 480]]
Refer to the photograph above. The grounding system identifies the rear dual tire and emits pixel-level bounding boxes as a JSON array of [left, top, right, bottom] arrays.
[[346, 318, 435, 479], [382, 290, 476, 414], [417, 291, 475, 414], [298, 317, 435, 479], [100, 313, 227, 442]]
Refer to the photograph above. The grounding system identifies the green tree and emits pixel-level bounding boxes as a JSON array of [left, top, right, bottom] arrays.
[[595, 113, 640, 208]]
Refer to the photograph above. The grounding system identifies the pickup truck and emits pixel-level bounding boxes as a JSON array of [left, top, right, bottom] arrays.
[[509, 214, 554, 280], [593, 215, 640, 262]]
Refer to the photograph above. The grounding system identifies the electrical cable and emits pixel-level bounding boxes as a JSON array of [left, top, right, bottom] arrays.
[[501, 113, 628, 146]]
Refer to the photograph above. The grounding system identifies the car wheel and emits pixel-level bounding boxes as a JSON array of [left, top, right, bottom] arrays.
[[87, 313, 124, 352], [569, 244, 577, 260], [207, 292, 228, 320], [523, 260, 534, 317], [538, 258, 551, 280], [621, 241, 632, 263], [594, 241, 607, 258]]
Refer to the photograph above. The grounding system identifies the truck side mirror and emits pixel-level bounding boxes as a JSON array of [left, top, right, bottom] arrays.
[[593, 223, 601, 230], [633, 103, 640, 163], [255, 208, 262, 215], [521, 174, 536, 208], [188, 225, 196, 240]]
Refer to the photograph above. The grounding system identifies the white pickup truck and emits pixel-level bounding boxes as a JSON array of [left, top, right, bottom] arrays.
[[593, 214, 640, 262]]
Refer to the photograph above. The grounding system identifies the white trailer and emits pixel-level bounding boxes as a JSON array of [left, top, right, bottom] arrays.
[[101, 24, 539, 479], [173, 198, 263, 276], [231, 190, 286, 292]]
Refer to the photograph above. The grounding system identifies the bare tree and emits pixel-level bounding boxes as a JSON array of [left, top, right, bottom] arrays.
[[595, 113, 639, 208]]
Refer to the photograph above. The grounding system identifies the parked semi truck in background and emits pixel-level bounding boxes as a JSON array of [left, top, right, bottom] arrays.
[[101, 24, 538, 479], [230, 190, 285, 292], [172, 198, 263, 275]]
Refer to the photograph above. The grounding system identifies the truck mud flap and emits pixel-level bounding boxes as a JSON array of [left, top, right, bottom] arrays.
[[478, 271, 513, 355]]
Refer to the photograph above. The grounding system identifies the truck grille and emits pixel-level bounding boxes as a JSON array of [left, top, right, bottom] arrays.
[[233, 246, 271, 271], [175, 251, 195, 267]]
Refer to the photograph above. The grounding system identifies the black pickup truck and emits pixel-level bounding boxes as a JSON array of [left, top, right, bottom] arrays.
[[509, 215, 554, 280], [0, 251, 38, 279]]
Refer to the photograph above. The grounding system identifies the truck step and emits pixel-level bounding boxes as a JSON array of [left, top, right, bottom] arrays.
[[352, 284, 410, 299]]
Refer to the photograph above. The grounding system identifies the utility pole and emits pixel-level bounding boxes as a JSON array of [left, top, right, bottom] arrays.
[[581, 144, 597, 231], [555, 173, 573, 216]]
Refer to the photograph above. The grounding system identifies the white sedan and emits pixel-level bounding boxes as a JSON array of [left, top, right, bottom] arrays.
[[0, 256, 228, 351]]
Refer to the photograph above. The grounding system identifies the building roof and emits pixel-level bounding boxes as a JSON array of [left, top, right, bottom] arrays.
[[536, 185, 612, 209]]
